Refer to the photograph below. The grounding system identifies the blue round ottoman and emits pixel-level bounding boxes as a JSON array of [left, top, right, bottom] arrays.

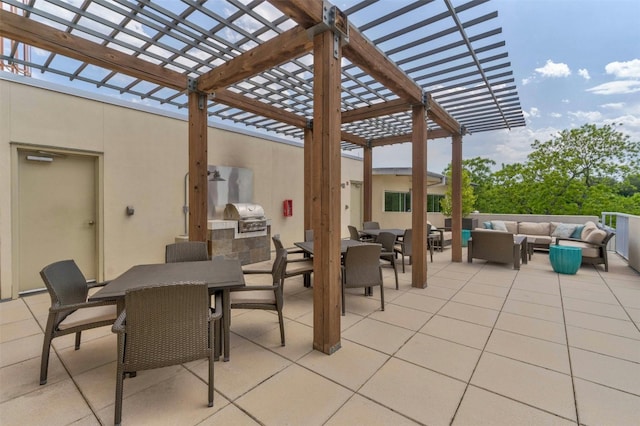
[[461, 229, 471, 247], [549, 245, 582, 274]]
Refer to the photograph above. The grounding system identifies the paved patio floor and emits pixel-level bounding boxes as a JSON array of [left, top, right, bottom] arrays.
[[1, 248, 639, 425]]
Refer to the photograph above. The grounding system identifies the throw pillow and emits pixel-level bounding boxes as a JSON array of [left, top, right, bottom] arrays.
[[585, 229, 607, 245], [570, 225, 585, 239], [551, 223, 577, 238], [581, 221, 597, 240], [492, 220, 508, 232], [483, 221, 493, 229]]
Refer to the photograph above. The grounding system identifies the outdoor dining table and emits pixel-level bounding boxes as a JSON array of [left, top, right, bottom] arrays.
[[358, 228, 405, 239], [89, 257, 245, 361]]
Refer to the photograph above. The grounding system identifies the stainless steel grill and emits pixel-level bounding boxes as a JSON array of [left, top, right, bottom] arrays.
[[223, 203, 267, 233]]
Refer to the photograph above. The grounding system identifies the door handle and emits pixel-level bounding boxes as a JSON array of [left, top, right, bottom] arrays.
[[88, 220, 95, 226]]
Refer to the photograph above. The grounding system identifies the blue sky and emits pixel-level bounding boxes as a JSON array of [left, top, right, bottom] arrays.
[[371, 0, 640, 172]]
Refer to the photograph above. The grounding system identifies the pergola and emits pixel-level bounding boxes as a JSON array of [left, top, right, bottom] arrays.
[[1, 0, 524, 354]]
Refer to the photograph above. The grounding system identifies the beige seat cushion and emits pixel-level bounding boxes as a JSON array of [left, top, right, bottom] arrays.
[[230, 289, 276, 304], [557, 241, 600, 258], [58, 304, 117, 330]]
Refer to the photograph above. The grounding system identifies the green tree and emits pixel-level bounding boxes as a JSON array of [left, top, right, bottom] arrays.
[[440, 169, 476, 217], [477, 123, 640, 216], [442, 157, 496, 212]]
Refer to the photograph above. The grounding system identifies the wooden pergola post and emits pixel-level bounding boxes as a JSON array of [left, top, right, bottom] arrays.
[[451, 133, 463, 262], [411, 103, 428, 288], [304, 127, 314, 232], [363, 145, 373, 223], [188, 90, 209, 242], [311, 29, 342, 354]]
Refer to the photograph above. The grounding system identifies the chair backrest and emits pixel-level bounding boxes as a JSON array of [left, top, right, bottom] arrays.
[[348, 225, 361, 241], [469, 230, 515, 263], [304, 229, 314, 242], [363, 221, 380, 230], [402, 229, 413, 256], [40, 259, 89, 308], [272, 234, 285, 251], [165, 241, 209, 263], [343, 244, 382, 288], [377, 231, 396, 252], [271, 248, 288, 285], [123, 282, 210, 370]]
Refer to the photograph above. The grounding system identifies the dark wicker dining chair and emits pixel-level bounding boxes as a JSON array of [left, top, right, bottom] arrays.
[[165, 241, 209, 263], [112, 282, 219, 426], [272, 235, 314, 288], [377, 231, 399, 289], [394, 229, 415, 272], [362, 221, 380, 230], [231, 248, 288, 345], [341, 244, 383, 316], [39, 259, 117, 385]]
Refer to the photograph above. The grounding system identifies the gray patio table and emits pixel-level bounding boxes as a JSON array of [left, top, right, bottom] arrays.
[[89, 257, 245, 361]]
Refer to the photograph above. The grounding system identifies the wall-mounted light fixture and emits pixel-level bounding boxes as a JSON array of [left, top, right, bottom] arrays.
[[26, 155, 53, 162]]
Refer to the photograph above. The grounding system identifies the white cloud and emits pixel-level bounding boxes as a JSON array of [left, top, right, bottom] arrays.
[[605, 59, 640, 78], [587, 80, 640, 95], [521, 77, 533, 85], [562, 99, 570, 103], [578, 68, 591, 80], [535, 60, 571, 78], [568, 110, 604, 122], [550, 112, 562, 118], [601, 103, 625, 109]]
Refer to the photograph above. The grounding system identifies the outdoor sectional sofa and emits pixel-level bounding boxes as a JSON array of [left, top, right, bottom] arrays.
[[480, 220, 615, 271]]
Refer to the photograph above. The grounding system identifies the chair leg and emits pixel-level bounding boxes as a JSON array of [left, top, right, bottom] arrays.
[[401, 254, 405, 273], [392, 259, 398, 290], [75, 331, 82, 350], [40, 314, 56, 385], [379, 282, 385, 311], [114, 335, 125, 426]]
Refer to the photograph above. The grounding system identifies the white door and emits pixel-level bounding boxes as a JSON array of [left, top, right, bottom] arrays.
[[18, 150, 97, 293]]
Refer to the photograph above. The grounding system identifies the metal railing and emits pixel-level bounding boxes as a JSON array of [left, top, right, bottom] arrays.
[[601, 212, 631, 260]]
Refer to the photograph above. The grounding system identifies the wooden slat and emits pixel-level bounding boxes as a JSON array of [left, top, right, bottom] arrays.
[[312, 29, 342, 355], [341, 99, 409, 123], [340, 131, 367, 147], [269, 0, 423, 103], [411, 104, 428, 288], [343, 30, 422, 104], [197, 26, 313, 93], [304, 128, 313, 232], [188, 92, 209, 243], [0, 9, 185, 90], [213, 90, 307, 128], [370, 128, 453, 148]]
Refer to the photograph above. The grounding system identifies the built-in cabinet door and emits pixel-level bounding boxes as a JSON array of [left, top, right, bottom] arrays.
[[18, 150, 97, 293]]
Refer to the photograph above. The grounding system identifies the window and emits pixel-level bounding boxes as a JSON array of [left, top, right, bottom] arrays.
[[427, 194, 444, 212], [384, 191, 411, 212]]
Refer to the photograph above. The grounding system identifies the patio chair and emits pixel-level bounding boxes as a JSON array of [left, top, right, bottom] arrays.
[[231, 248, 288, 345], [468, 229, 521, 270], [165, 241, 209, 263], [394, 229, 416, 272], [428, 223, 451, 251], [348, 225, 375, 242], [39, 259, 117, 385], [341, 244, 383, 316], [377, 231, 399, 289], [363, 221, 380, 230], [271, 235, 314, 287], [166, 240, 223, 358], [112, 282, 219, 425], [304, 229, 314, 241]]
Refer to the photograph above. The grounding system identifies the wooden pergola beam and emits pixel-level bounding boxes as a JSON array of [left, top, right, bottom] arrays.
[[0, 9, 186, 90], [369, 128, 453, 148], [213, 90, 307, 128], [427, 94, 462, 135], [341, 99, 409, 123], [197, 26, 314, 93]]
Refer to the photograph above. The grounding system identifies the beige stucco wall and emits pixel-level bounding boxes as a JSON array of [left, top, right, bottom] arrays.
[[0, 78, 362, 299], [371, 174, 447, 229]]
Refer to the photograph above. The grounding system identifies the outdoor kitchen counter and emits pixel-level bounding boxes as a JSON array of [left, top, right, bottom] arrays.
[[207, 219, 271, 265]]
